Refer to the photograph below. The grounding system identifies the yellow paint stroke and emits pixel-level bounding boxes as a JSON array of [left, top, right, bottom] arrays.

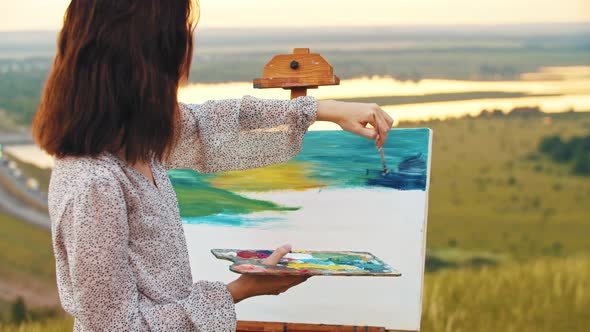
[[288, 263, 360, 271], [209, 161, 328, 192]]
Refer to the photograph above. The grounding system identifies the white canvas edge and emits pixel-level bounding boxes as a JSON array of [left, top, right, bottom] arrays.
[[416, 128, 433, 331]]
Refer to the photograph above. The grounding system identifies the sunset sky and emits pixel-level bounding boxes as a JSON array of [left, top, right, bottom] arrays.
[[0, 0, 589, 31]]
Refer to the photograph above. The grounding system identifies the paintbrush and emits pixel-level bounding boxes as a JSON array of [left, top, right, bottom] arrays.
[[373, 112, 389, 176], [377, 139, 388, 176]]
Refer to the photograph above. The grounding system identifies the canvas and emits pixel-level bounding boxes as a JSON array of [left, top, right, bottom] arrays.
[[168, 128, 432, 330]]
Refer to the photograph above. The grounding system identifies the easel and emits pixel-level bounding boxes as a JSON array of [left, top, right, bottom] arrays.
[[239, 48, 388, 332], [253, 48, 339, 99]]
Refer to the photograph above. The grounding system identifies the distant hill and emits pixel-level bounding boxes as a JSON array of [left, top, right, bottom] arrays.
[[0, 23, 589, 126], [2, 23, 590, 56]]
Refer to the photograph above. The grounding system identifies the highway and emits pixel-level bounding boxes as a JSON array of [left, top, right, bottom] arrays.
[[0, 131, 51, 230], [0, 174, 50, 230]]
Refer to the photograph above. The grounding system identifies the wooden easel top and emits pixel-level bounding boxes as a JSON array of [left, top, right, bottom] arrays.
[[253, 48, 340, 99]]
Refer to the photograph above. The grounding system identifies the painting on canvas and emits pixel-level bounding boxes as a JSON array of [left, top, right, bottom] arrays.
[[168, 128, 432, 330]]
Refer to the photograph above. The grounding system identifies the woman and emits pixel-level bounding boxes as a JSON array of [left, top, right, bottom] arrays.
[[33, 1, 393, 331]]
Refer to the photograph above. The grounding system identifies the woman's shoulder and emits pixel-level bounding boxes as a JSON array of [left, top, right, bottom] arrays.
[[53, 154, 121, 184], [49, 154, 125, 208]]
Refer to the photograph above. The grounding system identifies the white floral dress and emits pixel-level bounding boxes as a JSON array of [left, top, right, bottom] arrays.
[[48, 96, 318, 331]]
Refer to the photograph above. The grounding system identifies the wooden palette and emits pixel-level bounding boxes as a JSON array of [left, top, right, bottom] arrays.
[[211, 249, 401, 277]]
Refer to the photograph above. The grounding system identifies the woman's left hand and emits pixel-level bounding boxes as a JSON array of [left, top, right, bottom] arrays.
[[317, 100, 394, 148]]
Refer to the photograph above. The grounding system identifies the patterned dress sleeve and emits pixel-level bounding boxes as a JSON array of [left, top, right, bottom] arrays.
[[63, 176, 236, 331], [165, 95, 318, 172]]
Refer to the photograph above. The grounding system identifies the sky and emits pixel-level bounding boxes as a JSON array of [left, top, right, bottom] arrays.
[[0, 0, 589, 31]]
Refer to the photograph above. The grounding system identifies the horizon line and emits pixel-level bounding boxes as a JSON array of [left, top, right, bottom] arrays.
[[1, 21, 590, 33]]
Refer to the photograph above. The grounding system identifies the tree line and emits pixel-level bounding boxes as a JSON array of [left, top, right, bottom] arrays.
[[539, 134, 590, 175]]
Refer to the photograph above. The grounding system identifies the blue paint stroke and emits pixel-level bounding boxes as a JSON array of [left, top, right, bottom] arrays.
[[183, 214, 286, 228], [292, 128, 430, 191], [365, 153, 427, 190]]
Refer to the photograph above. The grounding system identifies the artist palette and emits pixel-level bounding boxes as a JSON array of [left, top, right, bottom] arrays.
[[211, 249, 401, 277]]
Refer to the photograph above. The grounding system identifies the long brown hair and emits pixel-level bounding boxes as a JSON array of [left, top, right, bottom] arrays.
[[33, 0, 199, 163]]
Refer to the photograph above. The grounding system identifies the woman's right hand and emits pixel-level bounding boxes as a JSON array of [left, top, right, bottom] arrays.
[[317, 100, 394, 148], [226, 244, 308, 303]]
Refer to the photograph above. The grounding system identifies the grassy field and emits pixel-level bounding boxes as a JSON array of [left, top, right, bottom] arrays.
[[421, 256, 590, 331], [0, 211, 54, 284], [0, 318, 72, 332], [408, 112, 590, 262], [0, 211, 62, 328], [0, 111, 588, 330]]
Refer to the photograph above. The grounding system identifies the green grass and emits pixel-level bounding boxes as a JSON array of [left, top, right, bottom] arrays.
[[405, 112, 590, 260], [0, 212, 63, 326], [0, 299, 63, 330], [421, 256, 590, 331], [0, 318, 72, 332], [0, 211, 54, 283]]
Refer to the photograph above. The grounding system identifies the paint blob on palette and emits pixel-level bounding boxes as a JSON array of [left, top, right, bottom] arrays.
[[211, 249, 401, 277]]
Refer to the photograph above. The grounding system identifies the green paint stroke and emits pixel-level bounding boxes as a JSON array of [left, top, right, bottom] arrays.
[[169, 169, 300, 218]]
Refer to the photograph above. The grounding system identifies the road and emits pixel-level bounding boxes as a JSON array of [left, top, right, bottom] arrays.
[[0, 131, 51, 230], [0, 166, 50, 229]]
